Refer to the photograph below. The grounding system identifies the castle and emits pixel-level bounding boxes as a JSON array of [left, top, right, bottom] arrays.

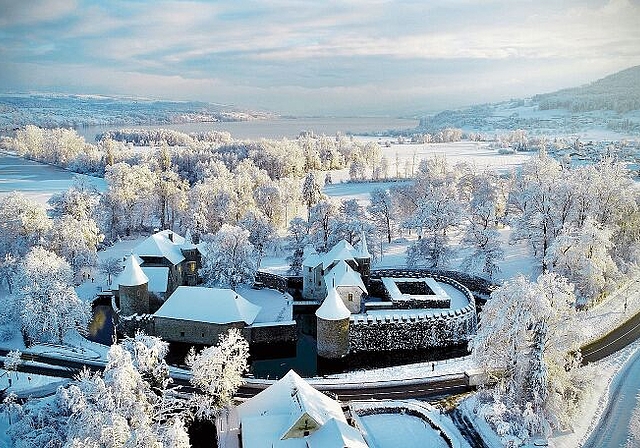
[[113, 229, 295, 346], [302, 234, 478, 360]]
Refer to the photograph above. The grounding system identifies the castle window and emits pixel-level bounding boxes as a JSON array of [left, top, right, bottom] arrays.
[[308, 267, 312, 273], [180, 331, 185, 337], [201, 333, 205, 337], [187, 261, 197, 273], [303, 431, 310, 437], [348, 293, 354, 302]]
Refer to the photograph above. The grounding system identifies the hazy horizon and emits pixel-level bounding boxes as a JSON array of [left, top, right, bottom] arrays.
[[1, 0, 639, 116]]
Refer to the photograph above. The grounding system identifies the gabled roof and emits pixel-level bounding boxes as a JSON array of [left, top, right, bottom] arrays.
[[134, 230, 186, 265], [153, 286, 260, 325], [316, 287, 351, 320], [116, 255, 148, 287], [307, 418, 369, 448], [141, 266, 169, 293], [237, 370, 346, 437], [323, 260, 367, 294], [322, 240, 356, 269]]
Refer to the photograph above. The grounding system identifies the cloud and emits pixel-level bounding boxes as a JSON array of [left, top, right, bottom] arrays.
[[0, 0, 639, 115]]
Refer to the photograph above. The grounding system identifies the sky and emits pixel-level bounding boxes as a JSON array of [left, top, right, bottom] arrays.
[[1, 0, 639, 116]]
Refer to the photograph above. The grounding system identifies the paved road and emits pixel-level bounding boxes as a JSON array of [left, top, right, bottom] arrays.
[[581, 309, 640, 364]]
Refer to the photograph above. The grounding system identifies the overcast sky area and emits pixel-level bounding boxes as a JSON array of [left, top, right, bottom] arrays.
[[1, 0, 639, 116]]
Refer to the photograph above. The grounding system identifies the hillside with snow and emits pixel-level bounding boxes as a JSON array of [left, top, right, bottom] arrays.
[[418, 66, 640, 137], [0, 94, 273, 135]]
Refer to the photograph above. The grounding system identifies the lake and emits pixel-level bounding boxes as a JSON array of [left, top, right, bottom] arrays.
[[0, 152, 107, 204], [76, 116, 419, 142]]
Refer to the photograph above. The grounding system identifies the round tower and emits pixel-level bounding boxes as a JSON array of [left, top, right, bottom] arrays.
[[117, 255, 150, 316], [354, 231, 371, 285], [315, 286, 351, 359]]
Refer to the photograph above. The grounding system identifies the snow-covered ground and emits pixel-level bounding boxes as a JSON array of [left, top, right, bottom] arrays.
[[351, 400, 471, 448]]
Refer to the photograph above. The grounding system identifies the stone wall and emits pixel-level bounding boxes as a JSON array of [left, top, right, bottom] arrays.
[[249, 322, 297, 344], [255, 271, 288, 292], [349, 271, 478, 353], [153, 316, 246, 346], [348, 307, 477, 353]]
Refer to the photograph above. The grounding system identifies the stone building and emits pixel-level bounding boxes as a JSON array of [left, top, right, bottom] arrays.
[[236, 370, 368, 447], [302, 232, 371, 307], [152, 286, 261, 345]]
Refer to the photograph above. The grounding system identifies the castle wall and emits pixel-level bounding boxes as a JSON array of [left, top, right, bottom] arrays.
[[153, 316, 246, 345], [249, 322, 297, 344], [317, 317, 350, 359], [348, 305, 477, 353]]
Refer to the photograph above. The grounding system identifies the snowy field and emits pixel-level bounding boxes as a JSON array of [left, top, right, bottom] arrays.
[[360, 413, 449, 448]]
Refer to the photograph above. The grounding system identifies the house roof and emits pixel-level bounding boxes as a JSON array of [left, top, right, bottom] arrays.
[[323, 260, 367, 294], [316, 287, 351, 320], [303, 239, 358, 270], [237, 370, 346, 447], [134, 230, 186, 265], [153, 286, 260, 325], [116, 255, 149, 287], [141, 266, 169, 293], [307, 418, 369, 448]]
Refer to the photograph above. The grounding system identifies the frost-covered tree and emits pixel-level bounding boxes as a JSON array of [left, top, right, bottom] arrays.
[[100, 256, 123, 286], [6, 332, 190, 447], [471, 273, 588, 436], [286, 217, 309, 275], [368, 188, 395, 244], [48, 177, 100, 221], [400, 157, 462, 268], [546, 218, 620, 306], [308, 199, 338, 252], [186, 328, 249, 420], [14, 246, 91, 344], [0, 192, 52, 258], [200, 224, 257, 288], [301, 171, 324, 219], [239, 212, 276, 267], [460, 170, 504, 278], [48, 215, 104, 273]]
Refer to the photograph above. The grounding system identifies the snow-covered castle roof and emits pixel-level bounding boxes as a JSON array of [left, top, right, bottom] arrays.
[[316, 287, 351, 320], [303, 237, 370, 270], [116, 255, 149, 287], [154, 286, 260, 325], [323, 260, 367, 294], [237, 370, 366, 447], [134, 230, 187, 265]]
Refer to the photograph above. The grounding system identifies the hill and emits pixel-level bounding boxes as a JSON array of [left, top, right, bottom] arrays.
[[418, 66, 640, 136], [0, 94, 273, 134]]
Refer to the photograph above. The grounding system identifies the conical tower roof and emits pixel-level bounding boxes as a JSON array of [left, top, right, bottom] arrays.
[[316, 287, 351, 320], [116, 255, 149, 287]]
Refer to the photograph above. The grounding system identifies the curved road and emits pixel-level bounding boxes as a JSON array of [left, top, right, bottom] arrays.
[[583, 345, 640, 447]]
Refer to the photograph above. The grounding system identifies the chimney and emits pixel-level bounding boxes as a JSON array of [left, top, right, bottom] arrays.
[[168, 231, 173, 242]]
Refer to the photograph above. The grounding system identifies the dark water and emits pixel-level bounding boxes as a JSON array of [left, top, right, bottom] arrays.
[[87, 305, 115, 345], [88, 306, 467, 379], [77, 117, 418, 142]]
